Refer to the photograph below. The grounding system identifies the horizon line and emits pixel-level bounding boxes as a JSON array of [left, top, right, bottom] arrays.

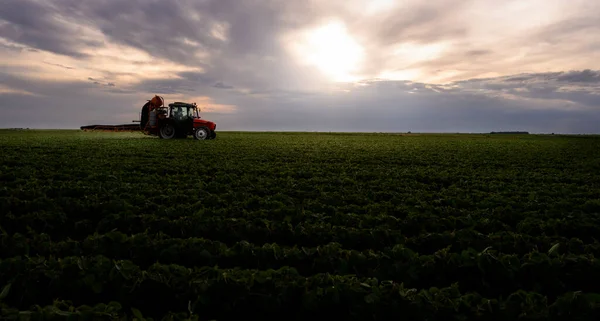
[[1, 128, 599, 136]]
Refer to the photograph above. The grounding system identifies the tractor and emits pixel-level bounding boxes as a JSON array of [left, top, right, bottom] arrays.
[[139, 96, 217, 140]]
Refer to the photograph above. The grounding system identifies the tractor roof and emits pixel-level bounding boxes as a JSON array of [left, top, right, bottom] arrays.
[[169, 102, 196, 108]]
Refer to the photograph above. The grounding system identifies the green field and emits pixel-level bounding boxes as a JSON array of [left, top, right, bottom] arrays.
[[1, 130, 600, 320]]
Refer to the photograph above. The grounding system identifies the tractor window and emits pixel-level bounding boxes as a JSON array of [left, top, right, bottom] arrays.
[[171, 106, 186, 120], [169, 105, 195, 120]]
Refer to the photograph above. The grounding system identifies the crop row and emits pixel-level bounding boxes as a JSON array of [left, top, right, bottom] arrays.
[[5, 229, 599, 260], [2, 255, 600, 320], [0, 300, 202, 321], [3, 187, 600, 234], [2, 232, 600, 299], [4, 208, 600, 252]]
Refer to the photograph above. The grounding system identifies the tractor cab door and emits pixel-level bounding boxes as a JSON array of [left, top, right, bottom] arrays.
[[169, 105, 194, 134]]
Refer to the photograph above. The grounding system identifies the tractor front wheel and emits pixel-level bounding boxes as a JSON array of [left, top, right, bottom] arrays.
[[159, 124, 175, 139], [194, 126, 210, 140]]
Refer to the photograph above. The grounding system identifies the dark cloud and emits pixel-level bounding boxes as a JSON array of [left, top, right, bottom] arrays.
[[2, 0, 310, 91], [177, 72, 217, 86], [70, 0, 223, 64], [555, 70, 600, 83], [465, 50, 492, 56], [43, 62, 75, 70], [213, 82, 234, 89], [86, 77, 115, 87], [491, 70, 600, 84], [0, 0, 95, 58], [131, 78, 197, 95], [449, 70, 600, 108]]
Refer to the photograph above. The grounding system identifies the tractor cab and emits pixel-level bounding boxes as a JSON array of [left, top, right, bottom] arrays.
[[168, 102, 198, 121], [164, 102, 195, 138]]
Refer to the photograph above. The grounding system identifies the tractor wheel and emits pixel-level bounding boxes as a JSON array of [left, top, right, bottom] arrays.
[[209, 131, 217, 139], [194, 126, 210, 140], [159, 124, 175, 139]]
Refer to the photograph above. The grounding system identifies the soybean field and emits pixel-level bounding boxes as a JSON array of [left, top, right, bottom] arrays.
[[1, 130, 600, 320]]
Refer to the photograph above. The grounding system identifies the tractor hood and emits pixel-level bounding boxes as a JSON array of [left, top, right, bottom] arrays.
[[194, 118, 214, 125], [194, 118, 216, 130]]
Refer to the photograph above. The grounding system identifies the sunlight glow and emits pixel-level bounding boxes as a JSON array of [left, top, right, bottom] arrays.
[[377, 69, 422, 81], [286, 20, 365, 82], [392, 42, 448, 65]]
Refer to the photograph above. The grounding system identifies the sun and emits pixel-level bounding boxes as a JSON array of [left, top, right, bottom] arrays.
[[286, 20, 365, 82]]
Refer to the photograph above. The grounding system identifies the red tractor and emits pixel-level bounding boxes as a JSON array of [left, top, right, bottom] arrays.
[[140, 96, 217, 140]]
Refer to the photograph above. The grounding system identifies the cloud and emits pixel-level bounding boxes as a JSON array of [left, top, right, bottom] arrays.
[[554, 70, 600, 83], [0, 84, 39, 97], [0, 0, 599, 133], [213, 82, 234, 89], [451, 70, 600, 109], [0, 0, 101, 58], [87, 77, 117, 88], [465, 50, 492, 57], [1, 68, 599, 133], [43, 61, 75, 70]]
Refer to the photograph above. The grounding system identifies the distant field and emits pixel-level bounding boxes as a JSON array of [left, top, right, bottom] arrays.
[[1, 130, 600, 320]]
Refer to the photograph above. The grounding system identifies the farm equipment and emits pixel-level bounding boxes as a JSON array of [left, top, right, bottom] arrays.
[[81, 95, 217, 140], [139, 96, 217, 140]]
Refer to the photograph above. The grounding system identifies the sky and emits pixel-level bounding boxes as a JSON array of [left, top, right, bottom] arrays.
[[1, 0, 599, 133]]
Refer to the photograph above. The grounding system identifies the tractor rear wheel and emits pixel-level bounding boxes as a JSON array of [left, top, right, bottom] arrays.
[[194, 126, 210, 140], [159, 124, 175, 139]]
